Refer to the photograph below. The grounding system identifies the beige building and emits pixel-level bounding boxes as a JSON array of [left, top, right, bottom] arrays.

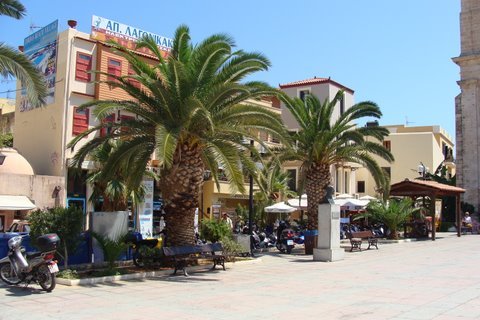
[[453, 0, 480, 209], [279, 77, 358, 196], [11, 18, 275, 228], [356, 125, 455, 197], [0, 98, 15, 135]]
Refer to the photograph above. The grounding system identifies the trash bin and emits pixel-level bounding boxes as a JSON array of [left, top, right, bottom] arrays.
[[303, 230, 318, 255]]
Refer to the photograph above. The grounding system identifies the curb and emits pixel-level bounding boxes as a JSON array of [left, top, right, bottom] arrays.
[[56, 258, 260, 286]]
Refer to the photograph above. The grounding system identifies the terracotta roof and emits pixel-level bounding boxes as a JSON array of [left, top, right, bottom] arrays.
[[390, 178, 465, 197], [279, 77, 354, 93]]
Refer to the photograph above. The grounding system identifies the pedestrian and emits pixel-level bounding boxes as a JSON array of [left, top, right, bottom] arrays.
[[221, 212, 233, 230]]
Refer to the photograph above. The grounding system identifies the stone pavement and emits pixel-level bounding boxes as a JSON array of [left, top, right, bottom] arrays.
[[1, 232, 479, 320]]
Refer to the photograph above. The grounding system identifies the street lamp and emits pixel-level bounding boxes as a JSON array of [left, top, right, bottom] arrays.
[[248, 140, 254, 249]]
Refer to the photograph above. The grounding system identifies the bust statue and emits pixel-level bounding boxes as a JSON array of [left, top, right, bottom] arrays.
[[321, 185, 335, 204]]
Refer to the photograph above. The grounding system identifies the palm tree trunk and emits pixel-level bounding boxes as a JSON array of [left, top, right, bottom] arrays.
[[161, 143, 204, 246], [305, 163, 331, 230]]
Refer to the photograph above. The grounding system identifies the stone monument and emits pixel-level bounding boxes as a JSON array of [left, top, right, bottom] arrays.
[[313, 185, 345, 262]]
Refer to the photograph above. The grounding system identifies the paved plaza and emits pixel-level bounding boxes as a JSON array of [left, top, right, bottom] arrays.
[[1, 232, 479, 320]]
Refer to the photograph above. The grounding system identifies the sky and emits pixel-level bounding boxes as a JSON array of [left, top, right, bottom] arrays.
[[0, 1, 461, 141]]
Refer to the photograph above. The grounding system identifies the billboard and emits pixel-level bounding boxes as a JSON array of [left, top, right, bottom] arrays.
[[138, 179, 154, 238], [90, 15, 172, 58], [20, 20, 58, 112]]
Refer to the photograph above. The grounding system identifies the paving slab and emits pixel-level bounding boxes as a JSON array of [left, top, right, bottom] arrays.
[[0, 232, 478, 320]]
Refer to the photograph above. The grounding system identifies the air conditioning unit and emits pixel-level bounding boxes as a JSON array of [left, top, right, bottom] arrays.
[[354, 194, 360, 199]]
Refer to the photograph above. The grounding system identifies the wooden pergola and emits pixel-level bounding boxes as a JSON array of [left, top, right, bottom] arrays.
[[390, 179, 466, 240]]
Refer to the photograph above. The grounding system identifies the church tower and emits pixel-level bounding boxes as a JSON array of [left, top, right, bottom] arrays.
[[454, 0, 480, 209]]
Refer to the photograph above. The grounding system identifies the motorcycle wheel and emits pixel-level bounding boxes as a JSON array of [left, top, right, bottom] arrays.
[[37, 264, 56, 292], [132, 252, 144, 268], [276, 243, 285, 253], [0, 262, 21, 285], [286, 246, 293, 254]]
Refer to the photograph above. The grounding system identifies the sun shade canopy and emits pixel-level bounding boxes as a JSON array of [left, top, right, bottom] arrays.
[[0, 195, 36, 210]]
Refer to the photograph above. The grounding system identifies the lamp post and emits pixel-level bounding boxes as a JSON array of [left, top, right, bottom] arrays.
[[201, 170, 211, 221], [248, 140, 255, 256]]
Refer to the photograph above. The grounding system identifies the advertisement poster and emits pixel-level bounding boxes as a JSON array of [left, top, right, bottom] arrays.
[[90, 15, 172, 58], [138, 179, 154, 238], [20, 20, 58, 112]]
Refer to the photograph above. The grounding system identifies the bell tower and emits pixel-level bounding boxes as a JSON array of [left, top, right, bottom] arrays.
[[454, 0, 480, 208]]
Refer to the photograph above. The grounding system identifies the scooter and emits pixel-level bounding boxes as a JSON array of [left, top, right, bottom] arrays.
[[276, 228, 295, 254], [125, 232, 162, 268], [0, 234, 59, 292]]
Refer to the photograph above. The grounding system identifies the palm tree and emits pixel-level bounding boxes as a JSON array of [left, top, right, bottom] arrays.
[[253, 158, 296, 227], [0, 0, 46, 108], [68, 25, 289, 246], [354, 198, 420, 240], [0, 0, 25, 19], [73, 140, 151, 212], [280, 92, 394, 230]]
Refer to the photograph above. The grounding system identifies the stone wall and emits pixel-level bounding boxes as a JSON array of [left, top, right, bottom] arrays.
[[0, 173, 65, 209]]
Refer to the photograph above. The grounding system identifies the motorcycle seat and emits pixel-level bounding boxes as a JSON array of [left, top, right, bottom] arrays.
[[26, 251, 43, 259]]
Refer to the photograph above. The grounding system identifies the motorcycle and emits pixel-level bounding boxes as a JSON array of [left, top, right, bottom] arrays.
[[276, 228, 295, 254], [125, 232, 162, 267], [0, 233, 60, 292]]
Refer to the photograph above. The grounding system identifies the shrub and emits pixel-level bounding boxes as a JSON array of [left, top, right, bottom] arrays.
[[91, 232, 128, 271], [28, 206, 84, 269], [220, 236, 244, 260], [201, 219, 231, 243]]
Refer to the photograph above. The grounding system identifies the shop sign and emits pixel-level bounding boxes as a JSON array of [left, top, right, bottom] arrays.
[[91, 15, 172, 57]]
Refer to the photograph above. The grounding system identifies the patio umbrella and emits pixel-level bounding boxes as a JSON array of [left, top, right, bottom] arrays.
[[287, 194, 308, 209], [336, 193, 354, 199], [264, 202, 297, 213], [359, 195, 377, 201]]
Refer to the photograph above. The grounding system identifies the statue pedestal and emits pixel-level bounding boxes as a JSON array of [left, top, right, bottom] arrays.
[[313, 203, 345, 262]]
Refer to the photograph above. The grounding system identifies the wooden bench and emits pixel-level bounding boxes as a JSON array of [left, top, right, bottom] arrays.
[[346, 230, 378, 252], [162, 243, 226, 276]]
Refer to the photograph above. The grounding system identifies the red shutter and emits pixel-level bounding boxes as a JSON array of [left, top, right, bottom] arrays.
[[100, 114, 115, 137], [108, 58, 122, 82], [75, 53, 92, 82], [128, 64, 141, 89], [72, 107, 89, 135]]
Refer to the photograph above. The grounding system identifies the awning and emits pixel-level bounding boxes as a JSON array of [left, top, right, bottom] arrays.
[[0, 195, 36, 210]]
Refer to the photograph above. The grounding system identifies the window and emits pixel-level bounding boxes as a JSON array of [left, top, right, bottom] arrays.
[[299, 89, 310, 102], [344, 171, 349, 194], [287, 169, 297, 192], [100, 114, 115, 137], [75, 53, 92, 82], [128, 64, 141, 89], [383, 140, 391, 151], [119, 114, 134, 133], [357, 181, 365, 193], [107, 58, 122, 82], [72, 107, 89, 135]]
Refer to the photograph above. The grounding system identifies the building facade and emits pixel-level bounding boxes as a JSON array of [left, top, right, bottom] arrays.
[[0, 98, 15, 136], [453, 0, 480, 209], [12, 18, 275, 231], [355, 125, 455, 197], [278, 77, 358, 196]]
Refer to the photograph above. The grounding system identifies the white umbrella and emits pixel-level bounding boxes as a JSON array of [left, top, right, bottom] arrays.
[[359, 195, 377, 201], [336, 193, 354, 199], [343, 199, 369, 209], [287, 196, 308, 209], [264, 202, 297, 213]]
